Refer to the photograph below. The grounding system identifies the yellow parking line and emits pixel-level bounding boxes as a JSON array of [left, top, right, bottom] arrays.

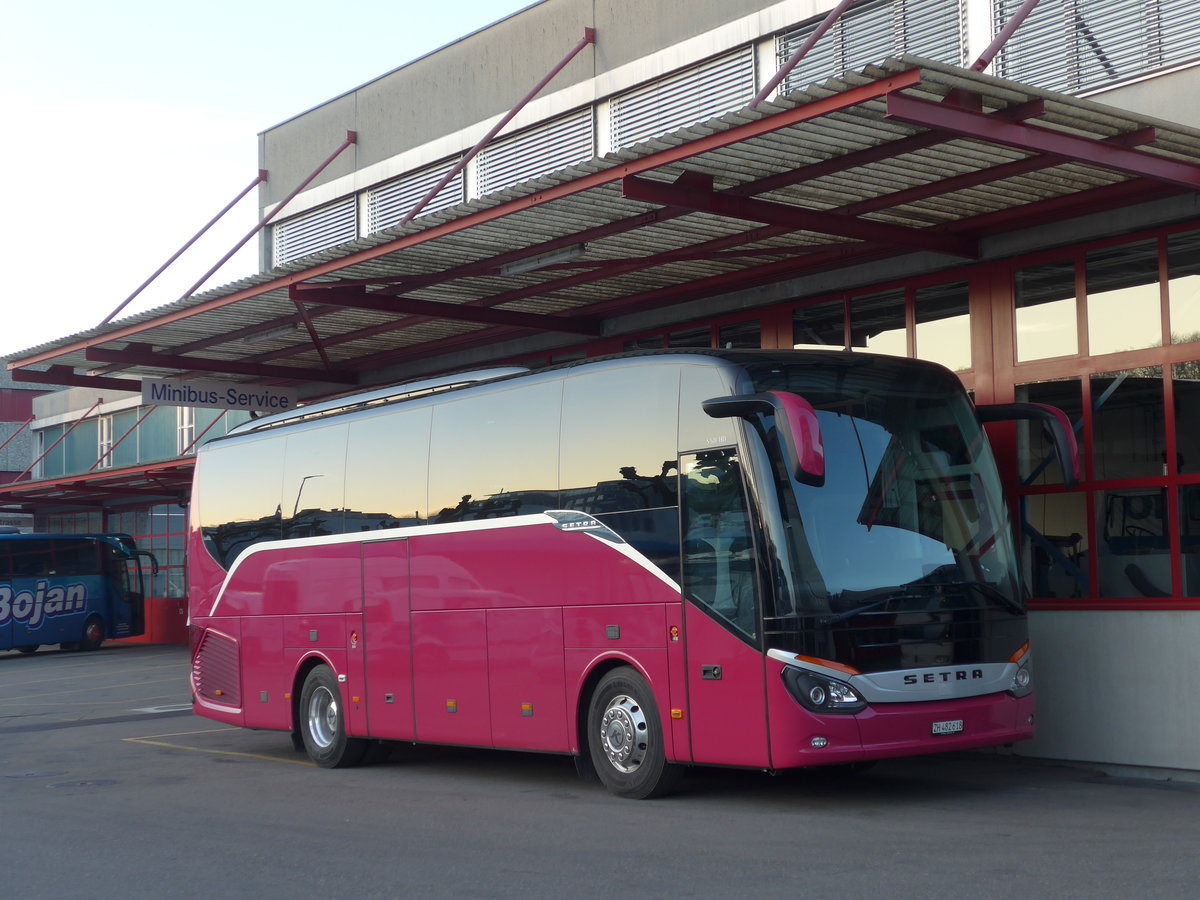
[[123, 727, 315, 766]]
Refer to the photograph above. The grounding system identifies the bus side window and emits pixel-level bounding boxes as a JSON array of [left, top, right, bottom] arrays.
[[681, 449, 759, 641]]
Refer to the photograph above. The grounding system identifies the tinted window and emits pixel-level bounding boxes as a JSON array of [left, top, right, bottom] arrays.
[[560, 364, 679, 514], [345, 407, 431, 531], [429, 381, 562, 522], [282, 424, 348, 539], [681, 448, 758, 640], [198, 435, 284, 568]]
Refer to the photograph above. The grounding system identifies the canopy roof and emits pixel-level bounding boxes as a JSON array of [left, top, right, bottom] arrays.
[[9, 57, 1200, 397]]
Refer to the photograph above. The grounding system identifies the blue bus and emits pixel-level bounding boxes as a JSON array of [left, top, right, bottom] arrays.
[[0, 533, 158, 653]]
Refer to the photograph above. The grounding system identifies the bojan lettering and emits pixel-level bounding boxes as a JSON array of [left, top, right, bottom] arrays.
[[0, 580, 89, 628]]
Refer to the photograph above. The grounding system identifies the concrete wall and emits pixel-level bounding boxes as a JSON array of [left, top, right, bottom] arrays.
[[1021, 610, 1200, 776], [257, 0, 829, 211], [1090, 66, 1200, 131]]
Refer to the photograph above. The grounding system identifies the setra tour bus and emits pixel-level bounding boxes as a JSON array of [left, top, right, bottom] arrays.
[[187, 350, 1077, 798], [1, 532, 158, 653]]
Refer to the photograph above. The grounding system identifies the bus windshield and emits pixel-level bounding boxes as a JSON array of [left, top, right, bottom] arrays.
[[744, 357, 1022, 667]]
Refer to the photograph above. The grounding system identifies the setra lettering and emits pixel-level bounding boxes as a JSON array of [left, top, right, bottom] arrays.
[[0, 581, 89, 628], [904, 669, 985, 685]]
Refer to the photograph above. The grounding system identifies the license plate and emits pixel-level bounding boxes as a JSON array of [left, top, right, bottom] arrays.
[[932, 719, 964, 735]]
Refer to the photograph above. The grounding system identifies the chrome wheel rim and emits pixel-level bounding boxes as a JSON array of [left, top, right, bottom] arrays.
[[599, 693, 648, 774], [307, 685, 339, 750]]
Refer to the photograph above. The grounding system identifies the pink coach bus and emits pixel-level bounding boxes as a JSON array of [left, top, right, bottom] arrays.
[[187, 350, 1076, 798]]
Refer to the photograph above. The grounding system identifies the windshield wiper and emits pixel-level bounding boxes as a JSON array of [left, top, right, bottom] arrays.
[[819, 588, 937, 625], [956, 580, 1025, 615]]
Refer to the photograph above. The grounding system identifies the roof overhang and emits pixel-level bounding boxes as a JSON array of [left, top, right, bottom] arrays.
[[0, 458, 194, 513], [8, 56, 1200, 399]]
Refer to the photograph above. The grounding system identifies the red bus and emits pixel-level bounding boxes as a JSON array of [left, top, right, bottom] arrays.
[[187, 350, 1075, 798]]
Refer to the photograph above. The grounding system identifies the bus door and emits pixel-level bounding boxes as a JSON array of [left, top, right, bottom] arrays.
[[358, 538, 415, 740], [679, 449, 771, 767]]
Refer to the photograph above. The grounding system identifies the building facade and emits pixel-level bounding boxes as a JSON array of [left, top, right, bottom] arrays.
[[7, 0, 1200, 777]]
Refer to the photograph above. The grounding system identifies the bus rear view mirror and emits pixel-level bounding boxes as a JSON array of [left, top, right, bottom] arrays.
[[976, 401, 1081, 488], [702, 391, 825, 486]]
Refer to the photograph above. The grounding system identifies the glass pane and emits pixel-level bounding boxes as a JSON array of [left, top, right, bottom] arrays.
[[792, 299, 845, 350], [1168, 230, 1200, 344], [623, 335, 665, 351], [1015, 259, 1077, 361], [66, 419, 97, 474], [1086, 240, 1162, 355], [1180, 485, 1200, 597], [1016, 378, 1083, 485], [851, 289, 906, 356], [281, 424, 348, 539], [681, 448, 758, 640], [560, 364, 679, 514], [668, 326, 712, 348], [1091, 369, 1165, 480], [345, 407, 431, 530], [429, 381, 561, 521], [110, 410, 139, 468], [1097, 488, 1170, 598], [139, 407, 178, 461], [718, 320, 760, 349], [1175, 362, 1200, 477], [915, 281, 970, 372], [1021, 493, 1088, 599], [197, 434, 285, 568]]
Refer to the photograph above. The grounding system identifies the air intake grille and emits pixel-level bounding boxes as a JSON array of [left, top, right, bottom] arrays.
[[366, 158, 466, 233], [778, 0, 964, 93], [478, 109, 594, 195], [192, 629, 241, 707], [994, 0, 1200, 94], [611, 46, 756, 149], [272, 196, 357, 266]]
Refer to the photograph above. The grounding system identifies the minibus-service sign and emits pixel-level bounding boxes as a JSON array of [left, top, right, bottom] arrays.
[[142, 378, 297, 412]]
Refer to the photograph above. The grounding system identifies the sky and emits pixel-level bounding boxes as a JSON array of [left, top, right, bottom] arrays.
[[0, 0, 536, 358]]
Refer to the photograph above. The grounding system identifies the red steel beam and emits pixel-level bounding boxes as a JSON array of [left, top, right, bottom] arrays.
[[622, 172, 979, 257], [971, 0, 1043, 73], [89, 405, 157, 472], [885, 93, 1200, 188], [11, 366, 142, 392], [14, 397, 104, 483], [177, 131, 358, 302], [399, 28, 597, 227], [7, 68, 925, 372], [180, 409, 228, 456], [83, 347, 358, 385], [99, 170, 268, 327], [751, 0, 857, 107], [0, 415, 33, 454]]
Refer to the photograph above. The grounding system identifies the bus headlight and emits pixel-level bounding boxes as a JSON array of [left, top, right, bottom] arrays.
[[1009, 663, 1033, 698], [781, 666, 866, 714], [1008, 645, 1034, 698]]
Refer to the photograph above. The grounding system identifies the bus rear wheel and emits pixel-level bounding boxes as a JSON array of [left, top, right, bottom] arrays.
[[78, 615, 105, 651], [298, 665, 367, 768], [587, 667, 682, 799]]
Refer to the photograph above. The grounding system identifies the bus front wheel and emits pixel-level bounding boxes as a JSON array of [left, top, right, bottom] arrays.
[[78, 615, 105, 651], [298, 665, 367, 768], [587, 667, 682, 799]]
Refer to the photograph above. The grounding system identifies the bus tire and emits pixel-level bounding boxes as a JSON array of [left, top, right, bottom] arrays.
[[78, 615, 105, 651], [16, 644, 38, 654], [298, 665, 367, 768], [587, 667, 682, 799]]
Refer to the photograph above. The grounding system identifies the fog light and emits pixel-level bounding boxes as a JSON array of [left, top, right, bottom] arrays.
[[811, 736, 829, 749], [1015, 668, 1031, 689]]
